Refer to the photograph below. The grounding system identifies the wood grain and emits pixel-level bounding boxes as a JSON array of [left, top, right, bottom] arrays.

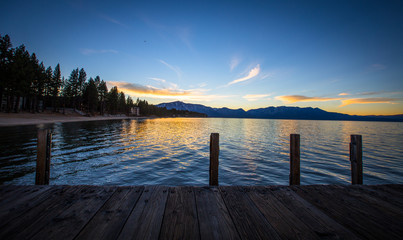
[[195, 186, 240, 240], [159, 186, 200, 240]]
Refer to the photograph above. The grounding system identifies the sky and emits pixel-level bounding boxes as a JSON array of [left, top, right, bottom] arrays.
[[1, 0, 402, 115]]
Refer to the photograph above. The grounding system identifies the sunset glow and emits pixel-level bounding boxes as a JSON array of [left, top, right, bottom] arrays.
[[1, 0, 402, 115]]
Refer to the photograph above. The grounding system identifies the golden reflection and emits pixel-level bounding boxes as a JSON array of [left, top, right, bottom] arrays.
[[118, 118, 209, 169]]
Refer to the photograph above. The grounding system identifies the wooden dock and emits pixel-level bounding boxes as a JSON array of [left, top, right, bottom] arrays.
[[0, 184, 402, 239]]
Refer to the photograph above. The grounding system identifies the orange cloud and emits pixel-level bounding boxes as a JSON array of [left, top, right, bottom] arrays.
[[107, 81, 232, 101], [276, 95, 340, 103], [107, 81, 190, 97], [340, 98, 398, 107], [338, 93, 349, 96]]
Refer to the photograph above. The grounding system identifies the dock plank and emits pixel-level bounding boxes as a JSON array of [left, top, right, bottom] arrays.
[[0, 184, 401, 240], [219, 186, 281, 240], [75, 186, 144, 240], [30, 186, 116, 240], [359, 185, 403, 208], [194, 186, 240, 240], [329, 185, 403, 218], [292, 185, 402, 240], [270, 186, 358, 239], [0, 185, 58, 229], [118, 185, 169, 240], [366, 185, 403, 203], [0, 185, 33, 203], [0, 185, 51, 210], [159, 186, 200, 240], [247, 186, 320, 239], [0, 186, 84, 240], [317, 185, 403, 237], [383, 184, 403, 193]]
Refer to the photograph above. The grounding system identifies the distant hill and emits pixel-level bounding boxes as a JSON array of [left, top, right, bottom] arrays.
[[156, 101, 403, 122]]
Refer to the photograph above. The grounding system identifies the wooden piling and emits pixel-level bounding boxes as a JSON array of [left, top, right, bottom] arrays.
[[290, 134, 300, 185], [350, 135, 363, 184], [209, 133, 219, 186], [36, 129, 52, 185]]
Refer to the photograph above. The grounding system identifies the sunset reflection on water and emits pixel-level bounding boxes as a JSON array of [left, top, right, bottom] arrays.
[[0, 118, 402, 185]]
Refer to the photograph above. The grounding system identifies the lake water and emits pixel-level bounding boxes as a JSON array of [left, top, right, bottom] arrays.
[[1, 118, 402, 185]]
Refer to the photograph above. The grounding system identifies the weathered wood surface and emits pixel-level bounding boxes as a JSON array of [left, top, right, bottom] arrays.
[[209, 133, 219, 186], [35, 129, 52, 185], [0, 184, 402, 240], [350, 135, 363, 184], [289, 134, 300, 185]]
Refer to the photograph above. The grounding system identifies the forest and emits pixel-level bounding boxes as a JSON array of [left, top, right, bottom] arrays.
[[0, 34, 205, 117]]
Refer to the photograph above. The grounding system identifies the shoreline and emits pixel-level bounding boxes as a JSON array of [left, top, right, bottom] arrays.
[[0, 112, 146, 127]]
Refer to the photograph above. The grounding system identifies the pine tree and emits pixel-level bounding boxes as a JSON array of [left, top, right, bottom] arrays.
[[83, 77, 98, 114], [66, 68, 79, 109], [43, 66, 53, 110], [51, 63, 62, 111], [77, 68, 86, 110], [35, 62, 46, 111], [0, 34, 13, 110], [98, 80, 108, 115], [118, 91, 126, 113], [10, 45, 32, 112], [107, 86, 119, 115], [126, 96, 134, 115], [30, 56, 45, 112]]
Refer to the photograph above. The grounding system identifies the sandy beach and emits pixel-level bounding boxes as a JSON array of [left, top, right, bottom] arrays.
[[0, 112, 141, 127]]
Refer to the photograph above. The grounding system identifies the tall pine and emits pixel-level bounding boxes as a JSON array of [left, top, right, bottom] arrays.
[[51, 64, 62, 111]]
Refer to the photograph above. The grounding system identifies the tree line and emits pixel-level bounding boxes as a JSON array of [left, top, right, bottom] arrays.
[[0, 34, 206, 117]]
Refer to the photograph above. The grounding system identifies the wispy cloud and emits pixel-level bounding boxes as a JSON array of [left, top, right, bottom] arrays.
[[259, 72, 274, 80], [358, 91, 388, 96], [276, 94, 400, 107], [230, 56, 241, 71], [138, 14, 195, 52], [243, 94, 270, 101], [357, 91, 403, 96], [159, 60, 182, 78], [149, 77, 178, 89], [198, 82, 207, 88], [276, 95, 341, 103], [107, 81, 231, 102], [371, 64, 387, 71], [81, 49, 118, 55], [228, 64, 260, 86], [338, 93, 349, 96], [149, 77, 166, 83], [99, 14, 123, 26], [177, 27, 194, 51], [340, 97, 398, 107]]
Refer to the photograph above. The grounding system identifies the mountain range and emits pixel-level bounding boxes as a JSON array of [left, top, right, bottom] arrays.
[[157, 101, 403, 122]]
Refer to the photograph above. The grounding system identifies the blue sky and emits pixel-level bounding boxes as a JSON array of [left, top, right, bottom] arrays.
[[1, 0, 402, 115]]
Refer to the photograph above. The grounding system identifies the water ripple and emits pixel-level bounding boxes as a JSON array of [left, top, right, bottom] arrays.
[[0, 118, 402, 185]]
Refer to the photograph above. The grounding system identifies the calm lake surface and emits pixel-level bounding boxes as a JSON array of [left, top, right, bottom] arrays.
[[1, 118, 402, 185]]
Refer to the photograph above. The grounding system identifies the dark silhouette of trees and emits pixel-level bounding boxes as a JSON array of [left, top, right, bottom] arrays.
[[83, 77, 98, 114], [107, 86, 119, 115], [77, 68, 86, 110], [65, 68, 79, 109], [51, 64, 62, 111], [30, 57, 45, 113], [0, 35, 12, 108], [97, 78, 108, 115], [0, 34, 206, 117], [126, 96, 134, 115], [118, 91, 126, 113]]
